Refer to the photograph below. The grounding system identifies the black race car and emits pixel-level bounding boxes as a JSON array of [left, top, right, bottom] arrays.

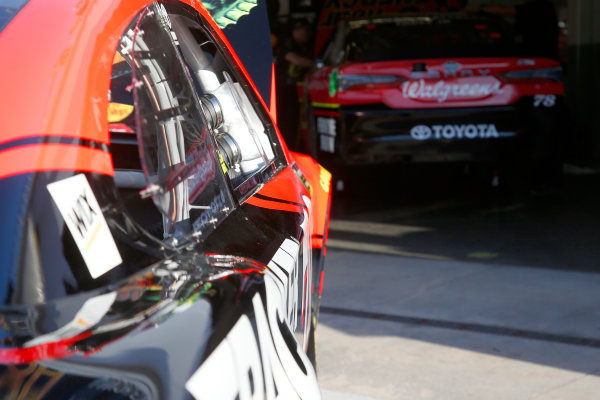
[[0, 1, 331, 398]]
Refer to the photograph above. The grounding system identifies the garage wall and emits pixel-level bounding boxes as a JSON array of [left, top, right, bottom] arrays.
[[567, 0, 600, 164]]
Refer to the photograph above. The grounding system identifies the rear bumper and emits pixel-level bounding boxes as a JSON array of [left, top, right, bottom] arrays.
[[313, 99, 564, 165]]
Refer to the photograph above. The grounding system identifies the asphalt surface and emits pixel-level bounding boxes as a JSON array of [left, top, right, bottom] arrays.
[[316, 164, 600, 400]]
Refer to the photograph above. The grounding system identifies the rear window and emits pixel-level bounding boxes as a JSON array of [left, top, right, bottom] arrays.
[[0, 0, 29, 33], [344, 15, 519, 63]]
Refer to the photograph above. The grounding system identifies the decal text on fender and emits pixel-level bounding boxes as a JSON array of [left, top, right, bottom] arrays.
[[47, 174, 122, 278], [186, 196, 319, 399], [319, 168, 331, 194], [185, 275, 319, 399]]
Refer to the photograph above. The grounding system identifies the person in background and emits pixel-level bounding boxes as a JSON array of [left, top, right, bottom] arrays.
[[275, 19, 314, 151]]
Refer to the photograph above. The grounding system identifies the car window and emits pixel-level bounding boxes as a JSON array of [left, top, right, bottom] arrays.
[[321, 21, 347, 66], [342, 15, 518, 63], [109, 2, 284, 247]]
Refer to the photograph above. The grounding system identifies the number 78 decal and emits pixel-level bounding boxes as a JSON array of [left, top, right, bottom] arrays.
[[533, 94, 556, 107]]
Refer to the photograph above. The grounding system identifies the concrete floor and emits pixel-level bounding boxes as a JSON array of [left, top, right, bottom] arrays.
[[316, 165, 600, 399]]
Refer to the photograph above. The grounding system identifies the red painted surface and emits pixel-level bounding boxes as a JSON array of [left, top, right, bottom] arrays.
[[0, 144, 114, 179], [291, 152, 332, 250], [0, 0, 289, 173], [270, 63, 278, 124], [246, 195, 304, 214], [0, 0, 148, 145], [308, 58, 564, 110], [0, 332, 92, 364]]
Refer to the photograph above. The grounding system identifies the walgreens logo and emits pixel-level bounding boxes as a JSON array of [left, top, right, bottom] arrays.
[[410, 124, 500, 141], [401, 79, 503, 103]]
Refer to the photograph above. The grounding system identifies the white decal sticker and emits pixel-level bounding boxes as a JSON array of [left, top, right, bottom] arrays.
[[185, 314, 264, 400], [410, 124, 501, 141], [299, 196, 313, 349], [26, 292, 117, 346], [533, 94, 556, 108], [319, 135, 335, 153], [268, 239, 300, 333], [317, 117, 336, 153], [47, 174, 122, 278], [185, 292, 320, 400], [185, 191, 321, 400], [401, 79, 503, 103], [317, 117, 336, 136], [186, 194, 319, 399]]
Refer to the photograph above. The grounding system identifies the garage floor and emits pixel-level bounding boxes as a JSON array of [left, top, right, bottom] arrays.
[[317, 164, 600, 399]]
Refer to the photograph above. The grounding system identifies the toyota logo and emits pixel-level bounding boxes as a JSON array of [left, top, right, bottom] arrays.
[[410, 125, 432, 140]]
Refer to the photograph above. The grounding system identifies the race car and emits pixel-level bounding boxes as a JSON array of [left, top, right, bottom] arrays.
[[0, 1, 331, 399], [304, 13, 565, 180]]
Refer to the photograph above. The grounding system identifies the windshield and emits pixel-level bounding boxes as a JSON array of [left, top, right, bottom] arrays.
[[344, 15, 519, 62]]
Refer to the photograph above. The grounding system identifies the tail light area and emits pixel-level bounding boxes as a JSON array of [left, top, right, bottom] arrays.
[[336, 74, 405, 92], [335, 67, 564, 92], [500, 67, 563, 83]]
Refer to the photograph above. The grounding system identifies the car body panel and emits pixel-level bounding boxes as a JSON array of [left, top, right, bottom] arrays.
[[0, 254, 320, 399], [0, 0, 289, 161]]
